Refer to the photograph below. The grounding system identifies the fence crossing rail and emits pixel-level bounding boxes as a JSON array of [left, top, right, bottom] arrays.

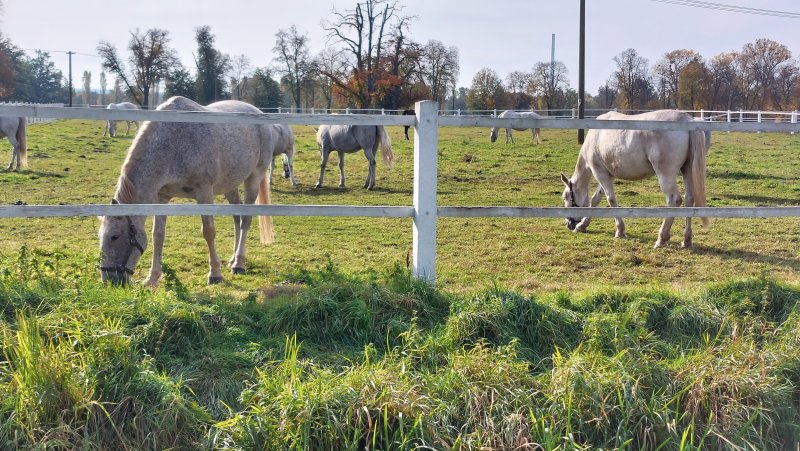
[[0, 102, 64, 124], [0, 102, 799, 283]]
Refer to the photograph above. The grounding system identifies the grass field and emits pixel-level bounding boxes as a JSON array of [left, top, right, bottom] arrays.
[[1, 119, 799, 294], [0, 119, 799, 449]]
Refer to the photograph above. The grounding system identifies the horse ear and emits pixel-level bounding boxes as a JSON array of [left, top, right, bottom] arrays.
[[560, 173, 570, 186]]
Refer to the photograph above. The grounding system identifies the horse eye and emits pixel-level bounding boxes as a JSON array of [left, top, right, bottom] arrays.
[[111, 235, 120, 241]]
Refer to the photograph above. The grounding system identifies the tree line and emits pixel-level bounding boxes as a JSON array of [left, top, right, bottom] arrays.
[[0, 0, 797, 114]]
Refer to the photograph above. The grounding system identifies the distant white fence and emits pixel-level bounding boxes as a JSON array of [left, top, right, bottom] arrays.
[[0, 102, 64, 124], [0, 102, 798, 283]]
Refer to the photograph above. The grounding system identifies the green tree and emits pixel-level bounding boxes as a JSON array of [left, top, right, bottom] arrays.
[[164, 66, 195, 99], [466, 67, 506, 111], [240, 68, 282, 109], [193, 25, 230, 104], [26, 50, 66, 103]]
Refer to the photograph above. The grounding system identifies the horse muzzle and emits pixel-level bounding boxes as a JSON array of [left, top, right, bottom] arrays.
[[566, 218, 580, 231], [100, 267, 132, 286]]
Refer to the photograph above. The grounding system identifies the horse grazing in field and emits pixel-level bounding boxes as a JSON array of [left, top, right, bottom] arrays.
[[490, 110, 542, 145], [98, 96, 276, 286], [315, 124, 394, 190], [103, 102, 140, 137], [0, 116, 27, 171], [402, 109, 415, 140], [559, 110, 711, 248], [268, 124, 298, 186]]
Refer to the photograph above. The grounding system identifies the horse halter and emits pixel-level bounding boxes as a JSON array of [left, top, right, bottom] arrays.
[[566, 180, 581, 208], [99, 200, 145, 278]]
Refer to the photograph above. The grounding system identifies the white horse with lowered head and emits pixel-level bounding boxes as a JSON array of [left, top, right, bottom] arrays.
[[0, 116, 27, 171], [490, 110, 542, 145], [103, 102, 140, 137], [315, 124, 394, 190], [560, 110, 711, 248], [98, 96, 276, 286]]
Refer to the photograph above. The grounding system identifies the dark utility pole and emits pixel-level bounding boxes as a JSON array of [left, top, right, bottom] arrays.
[[578, 0, 586, 143]]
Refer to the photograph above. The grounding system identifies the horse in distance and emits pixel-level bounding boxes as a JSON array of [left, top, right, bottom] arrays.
[[0, 116, 27, 171], [490, 110, 542, 145], [269, 123, 298, 186], [314, 124, 394, 190], [402, 109, 415, 140], [98, 96, 276, 286], [103, 102, 140, 138], [559, 110, 711, 248]]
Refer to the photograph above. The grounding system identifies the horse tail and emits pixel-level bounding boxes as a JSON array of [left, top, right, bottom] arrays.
[[689, 129, 709, 227], [256, 177, 275, 244], [17, 117, 27, 168], [377, 125, 394, 168]]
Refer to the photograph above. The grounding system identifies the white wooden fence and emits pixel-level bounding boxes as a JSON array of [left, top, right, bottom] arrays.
[[0, 102, 64, 123], [0, 101, 799, 283]]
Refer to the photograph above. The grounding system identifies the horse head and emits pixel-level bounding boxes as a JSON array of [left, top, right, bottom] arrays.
[[98, 199, 147, 285], [489, 127, 499, 143], [560, 173, 590, 231]]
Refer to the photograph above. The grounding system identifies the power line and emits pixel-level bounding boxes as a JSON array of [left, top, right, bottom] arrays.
[[22, 49, 98, 58], [650, 0, 800, 19]]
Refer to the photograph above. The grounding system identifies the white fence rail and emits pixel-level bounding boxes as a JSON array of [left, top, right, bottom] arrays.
[[0, 102, 64, 124], [0, 102, 799, 283]]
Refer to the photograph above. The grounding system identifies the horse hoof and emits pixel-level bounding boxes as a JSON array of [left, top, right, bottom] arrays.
[[314, 184, 321, 189], [681, 241, 692, 249], [208, 276, 224, 285], [231, 267, 246, 275]]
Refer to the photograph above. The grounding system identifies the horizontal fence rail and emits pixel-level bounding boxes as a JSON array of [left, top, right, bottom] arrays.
[[1, 101, 799, 283], [2, 204, 800, 219], [3, 104, 798, 133]]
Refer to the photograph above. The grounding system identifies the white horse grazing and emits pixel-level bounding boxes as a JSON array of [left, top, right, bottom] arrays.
[[560, 110, 711, 248], [269, 124, 298, 186], [315, 124, 394, 190], [103, 102, 140, 137], [490, 110, 542, 145], [0, 116, 27, 171], [98, 96, 275, 287]]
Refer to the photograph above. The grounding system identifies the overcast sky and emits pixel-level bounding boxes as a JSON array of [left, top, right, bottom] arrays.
[[3, 0, 798, 96]]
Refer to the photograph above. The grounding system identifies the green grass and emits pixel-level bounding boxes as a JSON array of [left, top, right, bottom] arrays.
[[1, 120, 799, 294], [0, 119, 799, 448]]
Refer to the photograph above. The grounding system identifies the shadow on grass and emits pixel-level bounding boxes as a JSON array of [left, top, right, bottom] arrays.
[[709, 170, 795, 181]]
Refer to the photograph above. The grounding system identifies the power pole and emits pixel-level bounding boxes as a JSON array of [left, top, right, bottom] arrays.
[[67, 51, 74, 107], [577, 0, 586, 143]]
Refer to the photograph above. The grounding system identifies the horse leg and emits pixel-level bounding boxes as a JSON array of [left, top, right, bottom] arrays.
[[506, 128, 514, 144], [681, 169, 695, 248], [224, 190, 243, 269], [535, 128, 541, 145], [144, 197, 170, 287], [655, 175, 682, 248], [229, 180, 259, 274], [195, 190, 224, 284], [574, 186, 604, 232], [6, 134, 20, 171], [338, 151, 346, 188], [103, 121, 109, 138], [592, 173, 626, 238], [283, 153, 298, 186], [404, 125, 410, 140], [363, 147, 377, 189], [268, 155, 275, 185], [125, 121, 131, 136], [315, 146, 331, 189]]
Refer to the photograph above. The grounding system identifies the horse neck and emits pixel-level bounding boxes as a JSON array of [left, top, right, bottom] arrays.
[[115, 150, 162, 204], [571, 153, 592, 190]]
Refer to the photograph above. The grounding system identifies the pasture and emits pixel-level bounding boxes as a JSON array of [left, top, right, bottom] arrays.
[[1, 118, 799, 293], [1, 118, 800, 449]]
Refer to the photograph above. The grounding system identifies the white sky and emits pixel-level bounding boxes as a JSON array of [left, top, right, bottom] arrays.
[[2, 0, 799, 96]]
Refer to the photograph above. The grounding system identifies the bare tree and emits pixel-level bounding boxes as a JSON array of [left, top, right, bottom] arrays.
[[418, 40, 459, 106], [530, 60, 570, 111], [314, 48, 347, 110], [229, 54, 251, 100], [709, 52, 740, 110], [274, 25, 315, 110], [740, 38, 792, 109], [97, 28, 178, 107], [322, 0, 411, 108]]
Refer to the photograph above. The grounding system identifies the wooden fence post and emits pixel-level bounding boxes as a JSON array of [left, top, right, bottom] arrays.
[[413, 100, 439, 283]]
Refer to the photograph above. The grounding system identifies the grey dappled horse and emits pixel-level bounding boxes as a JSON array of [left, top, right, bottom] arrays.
[[98, 96, 276, 286], [315, 124, 394, 190], [0, 116, 27, 171], [103, 102, 140, 137], [560, 110, 711, 248], [490, 110, 542, 145], [269, 124, 298, 186]]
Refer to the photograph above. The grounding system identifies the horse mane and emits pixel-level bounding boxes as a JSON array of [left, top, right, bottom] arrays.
[[114, 174, 138, 204]]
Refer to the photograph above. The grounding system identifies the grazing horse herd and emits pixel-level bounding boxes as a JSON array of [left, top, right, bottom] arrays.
[[0, 99, 712, 285]]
